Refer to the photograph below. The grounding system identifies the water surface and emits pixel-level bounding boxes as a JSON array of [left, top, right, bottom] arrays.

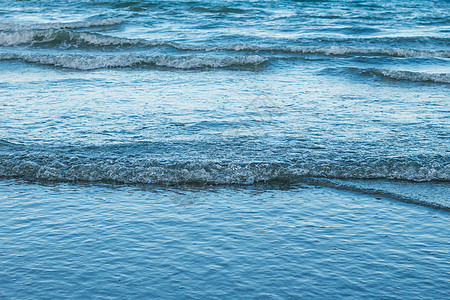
[[0, 0, 449, 298]]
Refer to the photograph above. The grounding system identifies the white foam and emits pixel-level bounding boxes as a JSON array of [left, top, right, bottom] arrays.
[[0, 153, 448, 185], [221, 45, 450, 58], [1, 26, 448, 60], [0, 29, 147, 47], [0, 52, 268, 70], [374, 69, 450, 84], [0, 18, 124, 31], [0, 30, 37, 46], [348, 67, 450, 84], [1, 28, 447, 60]]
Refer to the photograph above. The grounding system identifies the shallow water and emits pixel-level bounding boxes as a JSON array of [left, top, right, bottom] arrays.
[[1, 180, 449, 299], [0, 0, 449, 298]]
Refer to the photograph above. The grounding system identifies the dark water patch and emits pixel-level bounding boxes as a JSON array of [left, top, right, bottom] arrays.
[[189, 6, 245, 14], [417, 17, 450, 26], [292, 0, 329, 2], [0, 139, 21, 148], [352, 1, 384, 9], [320, 26, 381, 35], [312, 15, 341, 19]]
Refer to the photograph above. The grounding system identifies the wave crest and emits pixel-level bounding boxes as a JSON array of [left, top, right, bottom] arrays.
[[0, 18, 125, 31], [1, 29, 448, 59], [352, 68, 450, 84], [0, 153, 448, 185], [0, 52, 267, 70], [0, 29, 143, 48], [216, 45, 449, 58]]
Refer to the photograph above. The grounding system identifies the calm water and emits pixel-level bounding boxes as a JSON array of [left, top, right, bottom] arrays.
[[0, 0, 449, 298]]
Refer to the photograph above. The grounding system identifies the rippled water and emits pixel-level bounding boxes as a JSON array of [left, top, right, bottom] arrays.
[[1, 0, 449, 298]]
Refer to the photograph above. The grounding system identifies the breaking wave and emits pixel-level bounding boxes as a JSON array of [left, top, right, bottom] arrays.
[[0, 152, 448, 185], [351, 68, 450, 84], [216, 45, 450, 58], [0, 29, 150, 48], [0, 52, 267, 70], [0, 18, 125, 31], [1, 29, 448, 59]]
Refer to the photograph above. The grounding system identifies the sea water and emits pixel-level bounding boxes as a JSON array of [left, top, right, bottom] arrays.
[[0, 0, 449, 298]]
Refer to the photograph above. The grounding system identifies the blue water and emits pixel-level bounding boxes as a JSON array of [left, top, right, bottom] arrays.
[[0, 0, 449, 298]]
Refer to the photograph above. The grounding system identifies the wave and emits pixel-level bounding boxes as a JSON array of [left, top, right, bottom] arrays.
[[350, 68, 450, 84], [1, 148, 448, 210], [0, 152, 447, 185], [1, 29, 448, 59], [0, 52, 267, 70], [0, 29, 155, 48], [0, 139, 18, 147], [220, 45, 450, 59], [0, 18, 125, 31]]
